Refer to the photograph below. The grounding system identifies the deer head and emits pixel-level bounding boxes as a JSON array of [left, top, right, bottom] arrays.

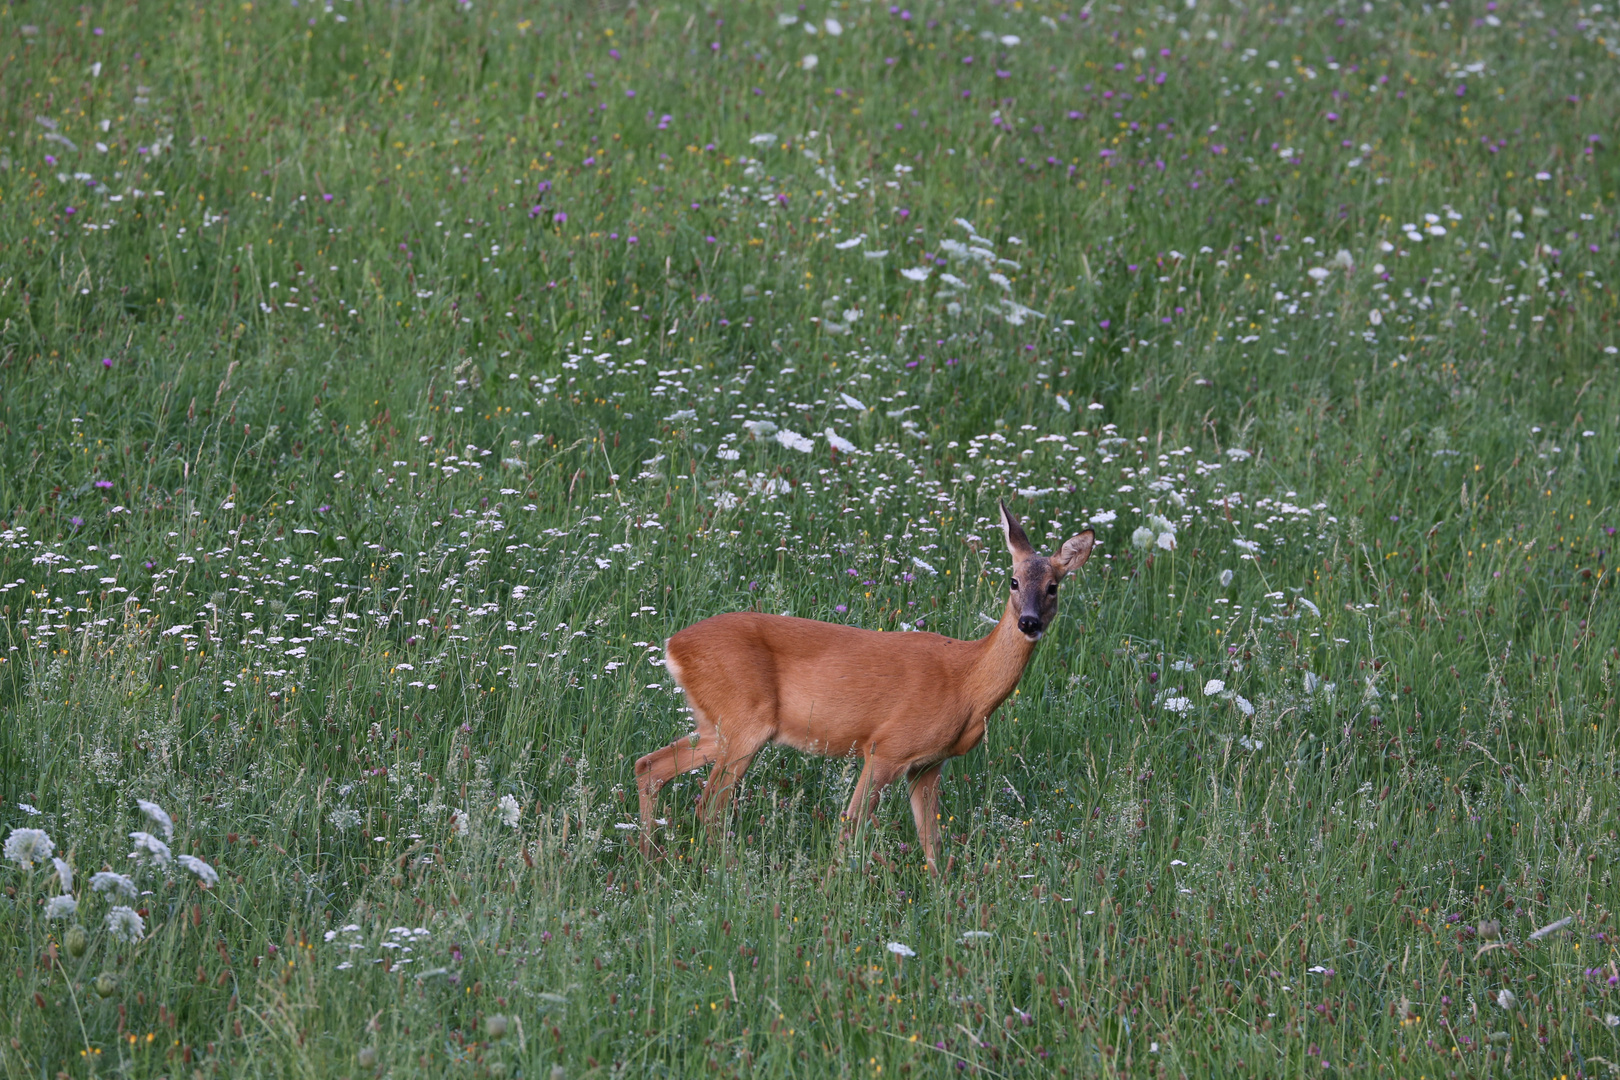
[[1000, 500, 1095, 642]]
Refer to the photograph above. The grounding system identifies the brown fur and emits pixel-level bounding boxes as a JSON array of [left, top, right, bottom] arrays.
[[634, 501, 1094, 874]]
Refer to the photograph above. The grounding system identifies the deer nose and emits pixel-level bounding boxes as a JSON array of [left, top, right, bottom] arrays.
[[1018, 616, 1043, 636]]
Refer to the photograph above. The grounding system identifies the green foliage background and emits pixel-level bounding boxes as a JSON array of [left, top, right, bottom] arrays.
[[1, 0, 1617, 1076]]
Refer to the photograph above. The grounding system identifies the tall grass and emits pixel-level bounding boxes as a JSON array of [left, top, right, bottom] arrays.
[[2, 0, 1617, 1076]]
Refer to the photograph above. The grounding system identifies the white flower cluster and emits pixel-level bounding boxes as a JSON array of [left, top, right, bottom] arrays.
[[5, 797, 221, 949], [1131, 513, 1179, 553], [911, 219, 1045, 326]]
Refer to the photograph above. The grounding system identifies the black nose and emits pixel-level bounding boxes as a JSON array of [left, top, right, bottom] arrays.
[[1018, 616, 1043, 635]]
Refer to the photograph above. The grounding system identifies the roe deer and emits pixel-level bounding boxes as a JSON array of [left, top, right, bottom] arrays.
[[634, 500, 1094, 874]]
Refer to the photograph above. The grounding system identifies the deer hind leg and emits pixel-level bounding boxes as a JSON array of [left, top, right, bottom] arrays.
[[841, 756, 907, 837], [907, 764, 945, 876], [696, 726, 771, 829], [634, 716, 719, 855]]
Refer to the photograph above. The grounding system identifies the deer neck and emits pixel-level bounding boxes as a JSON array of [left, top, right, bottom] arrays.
[[965, 594, 1039, 717]]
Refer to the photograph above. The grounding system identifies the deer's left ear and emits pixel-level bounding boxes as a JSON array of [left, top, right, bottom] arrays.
[[1053, 531, 1095, 577]]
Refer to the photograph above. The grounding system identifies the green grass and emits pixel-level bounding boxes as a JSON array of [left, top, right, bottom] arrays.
[[2, 0, 1618, 1076]]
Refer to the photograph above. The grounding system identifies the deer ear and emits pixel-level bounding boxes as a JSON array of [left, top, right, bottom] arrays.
[[1000, 500, 1033, 558], [1054, 530, 1095, 576]]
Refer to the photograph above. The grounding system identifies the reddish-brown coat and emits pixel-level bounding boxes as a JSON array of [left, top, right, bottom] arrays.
[[635, 502, 1093, 874], [666, 603, 1032, 766]]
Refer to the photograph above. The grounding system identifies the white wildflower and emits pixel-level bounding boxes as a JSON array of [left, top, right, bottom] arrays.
[[52, 857, 74, 894], [886, 942, 916, 958], [137, 799, 174, 840], [178, 854, 220, 888], [4, 827, 54, 869], [106, 905, 145, 943], [451, 809, 470, 836], [45, 894, 78, 919], [1219, 568, 1234, 587], [839, 392, 867, 412], [91, 871, 137, 899], [911, 556, 937, 576], [1233, 695, 1255, 717], [776, 428, 816, 453], [498, 794, 522, 829], [748, 132, 777, 146], [899, 266, 931, 282], [1203, 679, 1226, 696], [1131, 526, 1155, 550], [800, 53, 818, 70], [1155, 531, 1176, 552], [128, 831, 173, 868], [825, 429, 859, 454], [1162, 696, 1193, 714], [824, 17, 842, 35], [1368, 308, 1383, 326], [328, 807, 362, 831], [1495, 989, 1517, 1011], [1307, 267, 1331, 282], [1089, 510, 1117, 527]]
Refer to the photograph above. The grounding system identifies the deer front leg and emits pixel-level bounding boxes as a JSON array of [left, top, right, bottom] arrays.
[[840, 756, 906, 838], [907, 764, 945, 875], [634, 728, 718, 856]]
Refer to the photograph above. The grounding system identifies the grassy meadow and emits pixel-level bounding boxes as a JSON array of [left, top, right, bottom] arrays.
[[3, 0, 1620, 1075]]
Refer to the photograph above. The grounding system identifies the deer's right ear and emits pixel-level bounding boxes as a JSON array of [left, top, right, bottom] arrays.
[[1000, 499, 1033, 557]]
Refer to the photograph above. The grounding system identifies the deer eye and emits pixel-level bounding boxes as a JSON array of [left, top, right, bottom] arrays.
[[1047, 583, 1058, 596], [1009, 579, 1019, 591]]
